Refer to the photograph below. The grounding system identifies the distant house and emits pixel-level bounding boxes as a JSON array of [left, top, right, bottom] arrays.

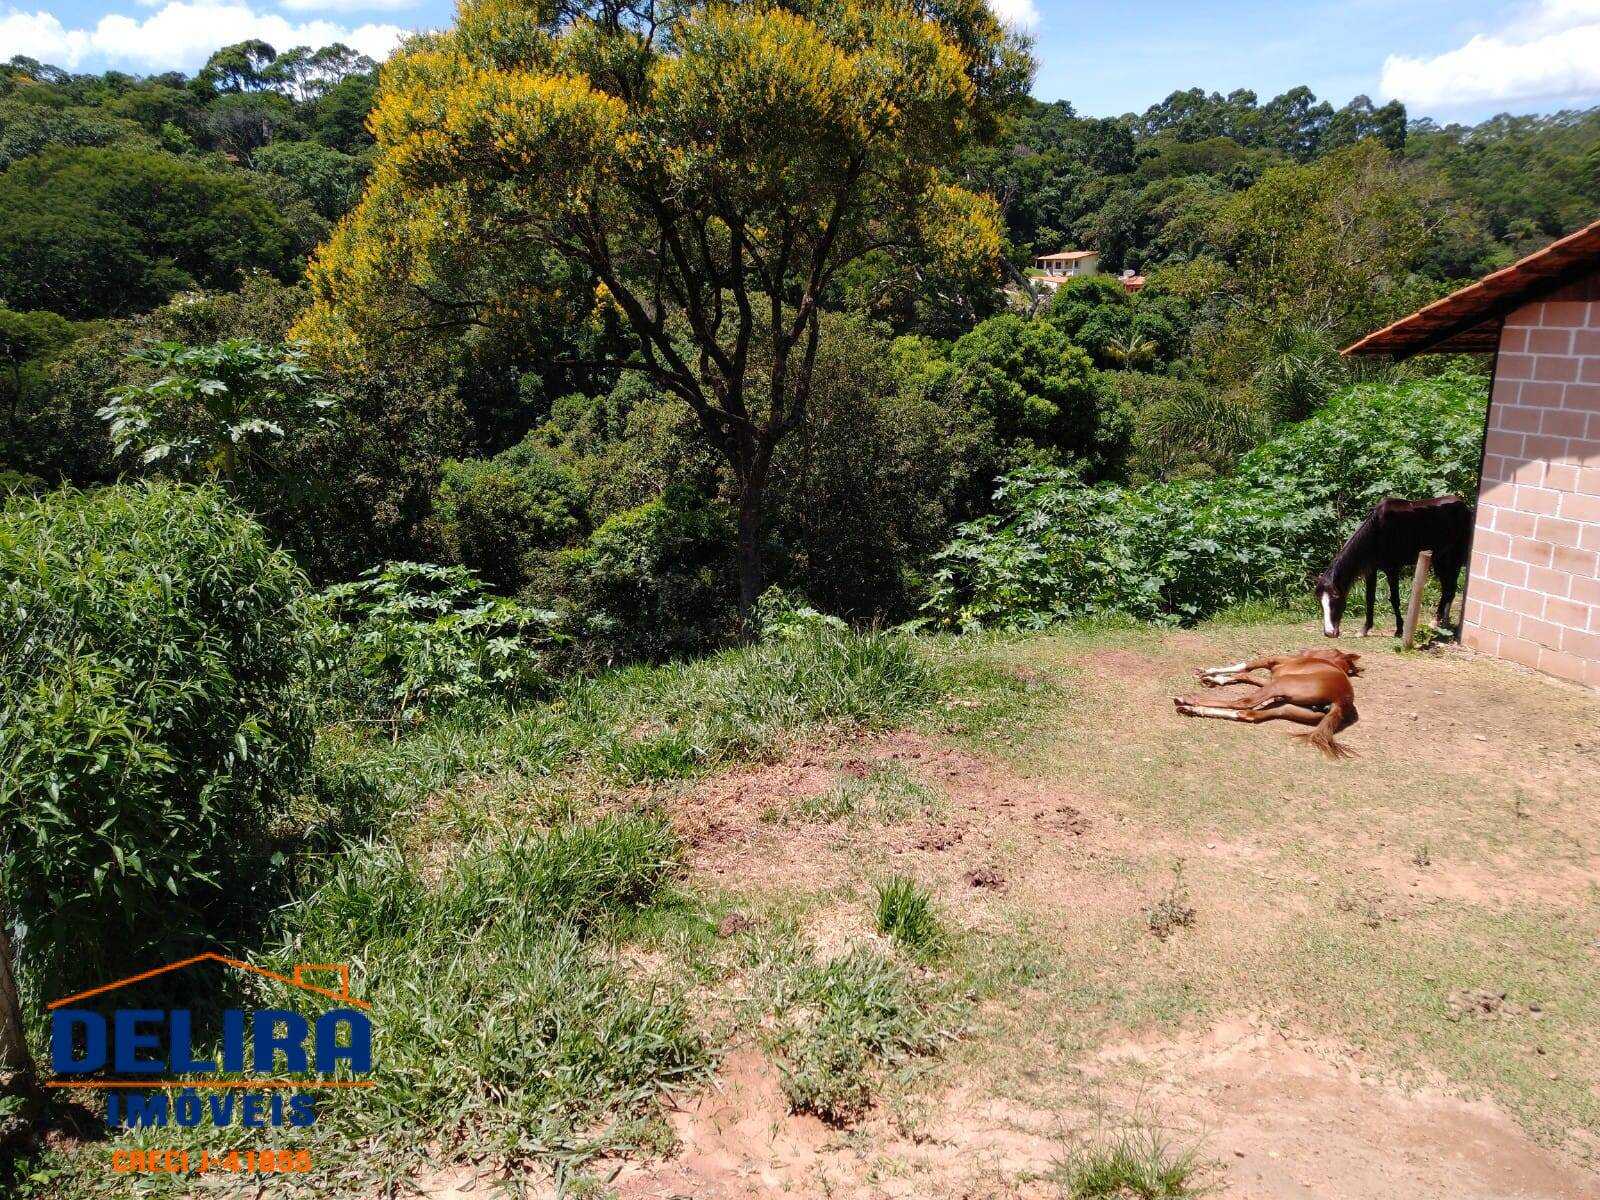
[[1034, 250, 1100, 286], [1345, 216, 1600, 690], [1118, 269, 1147, 294]]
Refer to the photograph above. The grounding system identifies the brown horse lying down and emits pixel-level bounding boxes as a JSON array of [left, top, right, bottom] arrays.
[[1173, 649, 1361, 759]]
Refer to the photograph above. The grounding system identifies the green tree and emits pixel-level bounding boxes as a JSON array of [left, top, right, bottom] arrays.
[[0, 306, 74, 431], [1323, 94, 1406, 153], [950, 313, 1123, 471], [204, 90, 294, 162], [200, 39, 279, 93], [1207, 141, 1446, 338], [768, 312, 984, 618], [254, 139, 367, 218], [435, 438, 588, 592], [0, 147, 303, 318], [298, 0, 1029, 619], [309, 72, 377, 153], [0, 96, 154, 170], [1046, 274, 1131, 361]]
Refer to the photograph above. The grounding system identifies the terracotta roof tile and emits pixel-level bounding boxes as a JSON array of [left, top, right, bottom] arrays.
[[1343, 216, 1600, 359]]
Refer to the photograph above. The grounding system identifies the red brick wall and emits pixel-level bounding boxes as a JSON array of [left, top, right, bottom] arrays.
[[1462, 272, 1600, 688]]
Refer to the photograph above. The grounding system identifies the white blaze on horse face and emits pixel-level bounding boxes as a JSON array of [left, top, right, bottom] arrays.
[[1320, 591, 1338, 637]]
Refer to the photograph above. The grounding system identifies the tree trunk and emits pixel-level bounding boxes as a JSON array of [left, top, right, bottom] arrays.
[[735, 456, 770, 628], [0, 912, 41, 1147]]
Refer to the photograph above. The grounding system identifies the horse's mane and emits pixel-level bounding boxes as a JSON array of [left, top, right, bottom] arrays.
[[1327, 505, 1384, 586]]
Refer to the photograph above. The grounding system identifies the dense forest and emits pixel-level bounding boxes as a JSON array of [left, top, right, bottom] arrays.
[[3, 39, 1597, 631]]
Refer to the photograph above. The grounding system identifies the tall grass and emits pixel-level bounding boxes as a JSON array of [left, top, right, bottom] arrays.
[[19, 623, 949, 1196], [44, 815, 708, 1198], [875, 876, 944, 956], [313, 623, 939, 828], [1054, 1126, 1200, 1198]]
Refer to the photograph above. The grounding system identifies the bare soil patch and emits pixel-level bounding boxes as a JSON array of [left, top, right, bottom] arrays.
[[615, 1012, 1597, 1200], [674, 730, 1092, 907], [1094, 1017, 1598, 1200]]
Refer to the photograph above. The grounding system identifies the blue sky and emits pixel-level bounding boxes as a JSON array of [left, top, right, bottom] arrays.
[[6, 0, 1600, 122]]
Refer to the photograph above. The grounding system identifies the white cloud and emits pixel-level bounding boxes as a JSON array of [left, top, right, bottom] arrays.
[[989, 0, 1038, 32], [279, 0, 417, 14], [0, 1, 411, 72], [1380, 0, 1600, 108]]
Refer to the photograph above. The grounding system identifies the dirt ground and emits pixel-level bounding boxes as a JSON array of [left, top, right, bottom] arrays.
[[612, 623, 1600, 1199]]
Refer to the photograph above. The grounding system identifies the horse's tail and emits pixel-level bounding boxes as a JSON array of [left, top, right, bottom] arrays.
[[1292, 701, 1356, 760]]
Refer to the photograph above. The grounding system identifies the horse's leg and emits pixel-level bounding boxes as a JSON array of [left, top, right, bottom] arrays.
[[1174, 683, 1270, 715], [1174, 701, 1251, 720], [1196, 655, 1282, 687], [1178, 683, 1302, 719], [1435, 555, 1461, 627], [1388, 568, 1403, 638], [1236, 702, 1326, 728], [1196, 672, 1261, 688], [1362, 569, 1377, 636]]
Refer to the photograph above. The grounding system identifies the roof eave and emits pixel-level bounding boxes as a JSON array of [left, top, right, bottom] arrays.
[[1342, 214, 1600, 360]]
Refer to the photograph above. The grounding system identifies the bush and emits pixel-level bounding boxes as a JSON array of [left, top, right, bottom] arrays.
[[1118, 374, 1271, 481], [536, 372, 721, 525], [434, 438, 588, 592], [0, 482, 314, 994], [314, 561, 557, 727], [551, 484, 737, 667], [1045, 275, 1190, 370], [926, 369, 1487, 628]]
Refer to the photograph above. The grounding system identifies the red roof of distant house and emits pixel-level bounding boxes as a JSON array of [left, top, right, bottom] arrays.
[[1120, 274, 1147, 293], [1343, 215, 1600, 358], [1036, 250, 1098, 262]]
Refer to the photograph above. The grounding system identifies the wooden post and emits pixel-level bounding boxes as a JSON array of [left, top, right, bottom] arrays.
[[1402, 549, 1433, 649]]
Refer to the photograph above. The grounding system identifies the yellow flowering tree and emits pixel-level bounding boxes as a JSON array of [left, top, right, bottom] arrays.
[[299, 0, 1029, 616]]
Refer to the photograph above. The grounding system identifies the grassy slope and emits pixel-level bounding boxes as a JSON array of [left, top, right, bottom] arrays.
[[22, 613, 1599, 1198], [20, 626, 1009, 1199]]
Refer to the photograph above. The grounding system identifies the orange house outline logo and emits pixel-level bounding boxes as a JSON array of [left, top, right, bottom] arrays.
[[46, 953, 373, 1091]]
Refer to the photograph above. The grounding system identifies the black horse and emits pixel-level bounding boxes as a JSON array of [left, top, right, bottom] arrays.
[[1313, 497, 1474, 638]]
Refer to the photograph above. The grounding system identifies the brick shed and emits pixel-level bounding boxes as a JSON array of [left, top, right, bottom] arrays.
[[1345, 216, 1600, 690]]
